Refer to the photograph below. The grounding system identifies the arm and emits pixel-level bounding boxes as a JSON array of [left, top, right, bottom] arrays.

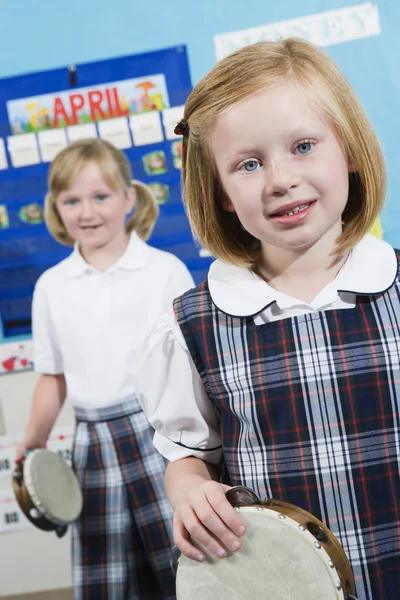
[[16, 273, 66, 461], [166, 456, 220, 506], [136, 311, 246, 562], [16, 373, 66, 461]]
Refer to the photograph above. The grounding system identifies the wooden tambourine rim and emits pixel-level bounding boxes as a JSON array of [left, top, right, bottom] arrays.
[[12, 449, 83, 531], [261, 498, 356, 597], [175, 488, 357, 599]]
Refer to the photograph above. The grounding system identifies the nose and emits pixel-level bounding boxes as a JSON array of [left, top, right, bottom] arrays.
[[264, 161, 299, 197], [79, 200, 95, 220]]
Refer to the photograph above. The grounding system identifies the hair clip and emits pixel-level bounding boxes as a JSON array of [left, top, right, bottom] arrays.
[[174, 119, 189, 137]]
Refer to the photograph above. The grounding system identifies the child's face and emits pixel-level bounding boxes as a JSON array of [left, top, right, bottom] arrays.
[[210, 80, 351, 257], [56, 161, 134, 252]]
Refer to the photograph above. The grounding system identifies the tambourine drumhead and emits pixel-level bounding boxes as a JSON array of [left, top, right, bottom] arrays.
[[24, 449, 82, 525], [176, 506, 346, 600]]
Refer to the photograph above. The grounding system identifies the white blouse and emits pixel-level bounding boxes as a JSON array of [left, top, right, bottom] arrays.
[[136, 235, 398, 463], [33, 232, 195, 410]]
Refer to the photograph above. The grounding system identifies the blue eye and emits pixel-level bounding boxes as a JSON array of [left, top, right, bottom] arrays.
[[66, 198, 79, 206], [240, 160, 260, 172], [96, 194, 108, 201], [296, 142, 313, 155]]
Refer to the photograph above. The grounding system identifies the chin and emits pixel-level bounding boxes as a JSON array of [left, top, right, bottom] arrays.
[[266, 236, 317, 252]]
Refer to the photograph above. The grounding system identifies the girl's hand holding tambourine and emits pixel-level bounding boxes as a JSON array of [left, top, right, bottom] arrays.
[[173, 480, 247, 562], [15, 438, 46, 463]]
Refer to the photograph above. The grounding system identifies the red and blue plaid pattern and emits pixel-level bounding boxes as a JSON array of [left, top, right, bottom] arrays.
[[72, 401, 176, 599], [174, 268, 400, 600]]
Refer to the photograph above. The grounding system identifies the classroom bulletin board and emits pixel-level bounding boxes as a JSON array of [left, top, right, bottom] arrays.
[[0, 45, 208, 339]]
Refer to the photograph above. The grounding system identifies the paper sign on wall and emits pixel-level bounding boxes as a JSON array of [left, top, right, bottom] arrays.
[[67, 122, 97, 142], [0, 341, 33, 374], [0, 435, 15, 480], [98, 117, 132, 149], [0, 139, 8, 170], [129, 112, 164, 146], [214, 3, 381, 60], [7, 74, 170, 135], [7, 133, 40, 167], [37, 128, 68, 162], [0, 490, 30, 534], [47, 427, 74, 466], [162, 106, 184, 140]]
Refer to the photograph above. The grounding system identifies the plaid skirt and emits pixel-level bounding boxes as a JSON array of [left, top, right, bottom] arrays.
[[72, 400, 176, 600]]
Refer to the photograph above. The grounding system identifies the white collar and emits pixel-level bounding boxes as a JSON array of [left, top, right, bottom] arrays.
[[66, 232, 149, 278], [208, 235, 398, 317]]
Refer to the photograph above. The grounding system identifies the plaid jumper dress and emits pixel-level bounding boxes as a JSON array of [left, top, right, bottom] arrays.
[[173, 267, 400, 600], [72, 400, 176, 600]]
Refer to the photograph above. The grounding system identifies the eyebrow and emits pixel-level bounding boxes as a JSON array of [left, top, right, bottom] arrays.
[[222, 126, 328, 160], [223, 148, 258, 162]]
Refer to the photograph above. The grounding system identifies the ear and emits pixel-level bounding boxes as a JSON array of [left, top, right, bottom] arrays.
[[125, 186, 136, 215], [347, 155, 357, 173], [221, 194, 236, 213]]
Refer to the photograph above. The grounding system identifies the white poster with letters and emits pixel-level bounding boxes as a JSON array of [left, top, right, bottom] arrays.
[[214, 3, 381, 60]]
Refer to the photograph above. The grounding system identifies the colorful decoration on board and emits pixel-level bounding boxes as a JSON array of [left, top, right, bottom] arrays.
[[7, 75, 170, 134], [171, 140, 182, 169], [18, 202, 43, 225], [142, 150, 168, 175], [149, 183, 170, 204], [0, 205, 9, 229]]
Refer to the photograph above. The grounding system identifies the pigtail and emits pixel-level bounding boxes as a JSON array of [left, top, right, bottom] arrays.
[[126, 180, 159, 240]]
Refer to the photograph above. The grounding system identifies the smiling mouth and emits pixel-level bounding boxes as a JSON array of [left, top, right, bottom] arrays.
[[271, 201, 315, 217], [81, 224, 101, 230]]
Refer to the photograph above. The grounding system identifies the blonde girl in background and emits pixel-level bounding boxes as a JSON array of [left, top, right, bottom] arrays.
[[17, 138, 194, 599], [137, 39, 400, 599]]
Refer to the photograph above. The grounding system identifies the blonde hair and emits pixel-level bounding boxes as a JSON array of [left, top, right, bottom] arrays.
[[181, 38, 386, 267], [45, 138, 158, 245]]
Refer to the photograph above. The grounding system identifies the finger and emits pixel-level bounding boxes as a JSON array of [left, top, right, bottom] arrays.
[[206, 485, 247, 537], [15, 447, 24, 463], [192, 499, 244, 556], [174, 516, 206, 563], [181, 507, 232, 559]]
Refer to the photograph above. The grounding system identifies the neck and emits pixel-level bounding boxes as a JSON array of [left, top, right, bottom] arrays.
[[79, 232, 130, 272], [257, 226, 346, 303]]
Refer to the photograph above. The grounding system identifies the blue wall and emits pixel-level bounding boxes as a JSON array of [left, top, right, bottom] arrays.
[[0, 0, 398, 342]]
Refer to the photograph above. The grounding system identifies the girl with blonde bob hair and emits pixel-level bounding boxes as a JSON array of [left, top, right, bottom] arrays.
[[18, 138, 194, 598], [137, 39, 399, 600], [180, 37, 385, 267]]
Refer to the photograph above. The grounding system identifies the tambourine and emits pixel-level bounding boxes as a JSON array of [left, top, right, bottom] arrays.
[[174, 486, 358, 600], [12, 448, 83, 538]]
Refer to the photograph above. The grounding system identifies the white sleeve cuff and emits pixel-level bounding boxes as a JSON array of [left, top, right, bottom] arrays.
[[33, 361, 64, 375], [153, 431, 223, 464]]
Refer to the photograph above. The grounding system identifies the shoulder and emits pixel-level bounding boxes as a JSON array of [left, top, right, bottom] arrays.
[[144, 244, 195, 293], [146, 244, 189, 273], [34, 255, 72, 293], [174, 279, 210, 317]]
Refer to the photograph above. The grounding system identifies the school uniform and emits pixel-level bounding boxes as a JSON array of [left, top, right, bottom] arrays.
[[137, 234, 400, 600], [33, 232, 194, 600]]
